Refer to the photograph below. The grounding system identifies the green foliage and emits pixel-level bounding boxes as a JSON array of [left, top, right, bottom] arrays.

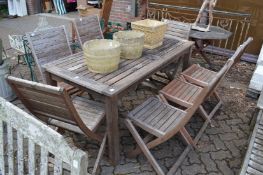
[[0, 5, 8, 19]]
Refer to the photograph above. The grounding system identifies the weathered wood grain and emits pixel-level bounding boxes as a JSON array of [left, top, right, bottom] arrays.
[[26, 26, 72, 83], [0, 97, 88, 175], [73, 15, 104, 48]]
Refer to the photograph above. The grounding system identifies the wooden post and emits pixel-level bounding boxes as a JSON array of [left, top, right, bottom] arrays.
[[0, 39, 3, 65], [139, 0, 148, 19], [100, 0, 113, 32], [105, 95, 120, 165]]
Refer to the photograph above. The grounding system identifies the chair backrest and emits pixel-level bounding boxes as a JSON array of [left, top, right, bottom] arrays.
[[162, 19, 191, 40], [74, 15, 104, 48], [229, 37, 253, 67], [209, 37, 253, 93], [0, 97, 88, 175], [26, 26, 72, 83], [6, 76, 101, 141]]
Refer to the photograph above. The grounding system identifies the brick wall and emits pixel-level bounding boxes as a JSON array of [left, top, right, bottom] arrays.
[[109, 0, 136, 26]]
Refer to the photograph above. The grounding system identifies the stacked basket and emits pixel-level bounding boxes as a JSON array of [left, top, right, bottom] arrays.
[[83, 39, 121, 74], [113, 31, 145, 59], [131, 19, 167, 49]]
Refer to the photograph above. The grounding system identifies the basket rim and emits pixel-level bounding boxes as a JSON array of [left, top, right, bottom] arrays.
[[83, 39, 121, 51], [113, 31, 145, 40], [131, 19, 167, 28]]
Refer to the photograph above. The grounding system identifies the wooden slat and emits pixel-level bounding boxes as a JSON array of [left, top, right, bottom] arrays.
[[7, 124, 14, 174], [40, 148, 49, 175], [74, 15, 103, 47], [246, 166, 263, 175], [251, 153, 263, 165], [160, 110, 185, 132], [16, 87, 66, 108], [54, 158, 63, 175], [17, 131, 24, 175], [0, 121, 5, 175], [130, 98, 156, 116], [248, 159, 263, 172], [28, 139, 36, 175], [0, 98, 88, 175]]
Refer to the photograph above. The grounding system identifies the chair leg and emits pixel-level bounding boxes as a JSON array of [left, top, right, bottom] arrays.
[[179, 127, 196, 149], [127, 134, 155, 158], [92, 133, 107, 175], [208, 91, 222, 119], [125, 119, 165, 175], [198, 105, 210, 121], [167, 119, 210, 175]]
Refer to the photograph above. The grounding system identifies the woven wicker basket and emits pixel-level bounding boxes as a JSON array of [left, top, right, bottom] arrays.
[[83, 39, 121, 74], [131, 19, 167, 49], [113, 31, 145, 59]]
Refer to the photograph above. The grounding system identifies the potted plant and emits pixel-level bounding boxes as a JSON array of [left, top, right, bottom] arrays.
[[0, 39, 15, 101]]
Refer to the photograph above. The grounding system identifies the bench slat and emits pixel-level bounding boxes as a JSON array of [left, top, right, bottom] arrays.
[[40, 147, 49, 175], [17, 131, 24, 175], [7, 124, 14, 174], [0, 121, 5, 175], [28, 139, 36, 175], [54, 157, 63, 175]]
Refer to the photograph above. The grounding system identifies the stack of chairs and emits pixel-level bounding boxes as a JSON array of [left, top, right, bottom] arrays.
[[125, 37, 253, 175]]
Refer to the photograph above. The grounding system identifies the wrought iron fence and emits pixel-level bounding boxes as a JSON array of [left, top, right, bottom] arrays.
[[147, 3, 252, 60]]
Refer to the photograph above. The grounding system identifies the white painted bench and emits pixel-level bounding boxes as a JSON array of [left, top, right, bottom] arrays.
[[240, 90, 263, 174], [0, 97, 88, 175]]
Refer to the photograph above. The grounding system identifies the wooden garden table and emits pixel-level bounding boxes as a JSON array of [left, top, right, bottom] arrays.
[[43, 37, 194, 165]]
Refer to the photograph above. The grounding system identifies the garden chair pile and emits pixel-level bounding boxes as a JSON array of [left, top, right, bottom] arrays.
[[7, 15, 253, 175], [239, 89, 263, 175], [125, 37, 253, 175]]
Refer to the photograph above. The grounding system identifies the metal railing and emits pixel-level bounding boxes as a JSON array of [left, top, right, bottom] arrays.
[[147, 3, 253, 60]]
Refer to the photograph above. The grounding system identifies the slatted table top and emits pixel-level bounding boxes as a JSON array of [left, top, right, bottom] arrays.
[[43, 38, 194, 96]]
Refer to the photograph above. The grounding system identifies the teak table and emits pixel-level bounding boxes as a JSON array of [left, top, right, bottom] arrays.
[[43, 38, 194, 165]]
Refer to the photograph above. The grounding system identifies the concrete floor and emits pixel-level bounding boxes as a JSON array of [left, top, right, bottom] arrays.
[[0, 12, 79, 49]]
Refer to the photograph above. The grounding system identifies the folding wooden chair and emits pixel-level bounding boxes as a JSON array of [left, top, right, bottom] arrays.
[[125, 84, 210, 175], [182, 37, 253, 87], [73, 15, 104, 49], [162, 19, 191, 40], [156, 19, 192, 81], [6, 76, 106, 175], [167, 37, 254, 121], [160, 59, 231, 125], [26, 26, 79, 94]]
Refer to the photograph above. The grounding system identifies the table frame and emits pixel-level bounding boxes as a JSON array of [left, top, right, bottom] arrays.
[[43, 38, 194, 165]]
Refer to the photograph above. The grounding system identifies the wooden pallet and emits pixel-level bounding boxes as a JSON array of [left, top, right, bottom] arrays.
[[246, 88, 260, 99], [240, 90, 263, 174]]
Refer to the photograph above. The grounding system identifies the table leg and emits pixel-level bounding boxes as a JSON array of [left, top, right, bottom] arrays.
[[194, 39, 212, 66], [105, 95, 120, 165], [182, 46, 193, 70], [44, 72, 57, 86]]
